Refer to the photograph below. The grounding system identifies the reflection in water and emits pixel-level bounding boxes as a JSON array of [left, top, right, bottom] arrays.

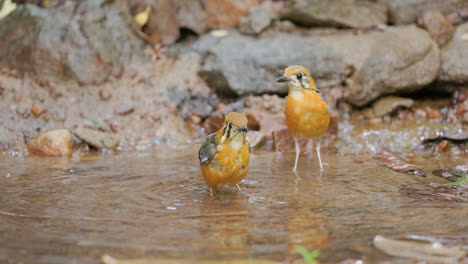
[[0, 146, 467, 264]]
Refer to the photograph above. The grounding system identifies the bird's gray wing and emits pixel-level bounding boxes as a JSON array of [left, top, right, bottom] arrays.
[[198, 133, 217, 165], [315, 88, 328, 104]]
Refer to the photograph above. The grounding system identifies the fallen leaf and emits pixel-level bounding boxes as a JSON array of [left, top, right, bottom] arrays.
[[403, 182, 468, 202], [134, 5, 151, 27], [0, 0, 17, 19], [211, 29, 228, 37], [374, 150, 426, 176]]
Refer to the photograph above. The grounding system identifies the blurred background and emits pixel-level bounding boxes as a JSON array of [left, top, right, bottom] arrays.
[[0, 1, 467, 263], [0, 0, 467, 156]]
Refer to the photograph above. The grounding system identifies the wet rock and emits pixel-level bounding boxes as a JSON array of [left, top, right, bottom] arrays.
[[73, 127, 120, 150], [439, 22, 468, 84], [239, 6, 275, 35], [0, 1, 142, 85], [246, 130, 266, 150], [31, 103, 47, 117], [205, 0, 260, 29], [174, 0, 208, 35], [373, 235, 465, 262], [372, 96, 414, 117], [202, 112, 225, 134], [433, 167, 467, 182], [418, 11, 454, 47], [423, 127, 468, 142], [244, 108, 286, 136], [194, 26, 439, 106], [114, 103, 135, 116], [379, 0, 468, 24], [27, 129, 73, 156], [283, 0, 387, 29]]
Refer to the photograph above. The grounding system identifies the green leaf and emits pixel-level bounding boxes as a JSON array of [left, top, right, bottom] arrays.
[[294, 245, 320, 264], [444, 175, 468, 186]]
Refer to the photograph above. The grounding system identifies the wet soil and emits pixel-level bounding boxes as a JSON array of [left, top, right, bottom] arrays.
[[0, 147, 466, 264]]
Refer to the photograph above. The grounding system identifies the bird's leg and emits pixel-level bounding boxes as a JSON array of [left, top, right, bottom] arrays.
[[293, 137, 300, 173], [236, 184, 242, 192], [210, 188, 214, 197], [316, 138, 324, 172]]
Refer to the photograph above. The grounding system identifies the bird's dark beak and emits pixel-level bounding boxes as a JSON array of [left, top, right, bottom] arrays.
[[238, 126, 248, 132], [276, 75, 290, 83]]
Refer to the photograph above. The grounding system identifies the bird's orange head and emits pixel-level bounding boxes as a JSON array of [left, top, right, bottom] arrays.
[[217, 112, 248, 143], [276, 65, 316, 89]]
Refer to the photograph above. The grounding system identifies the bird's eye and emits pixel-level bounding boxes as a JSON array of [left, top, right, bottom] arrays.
[[228, 122, 232, 129], [297, 73, 304, 80]]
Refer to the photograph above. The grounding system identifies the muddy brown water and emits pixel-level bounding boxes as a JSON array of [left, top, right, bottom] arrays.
[[0, 146, 466, 264]]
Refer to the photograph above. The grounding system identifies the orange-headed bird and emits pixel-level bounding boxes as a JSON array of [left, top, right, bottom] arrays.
[[198, 112, 251, 195], [276, 65, 330, 173]]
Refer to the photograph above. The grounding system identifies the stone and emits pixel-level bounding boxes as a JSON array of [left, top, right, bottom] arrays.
[[114, 103, 135, 116], [244, 108, 286, 136], [0, 0, 143, 85], [418, 11, 454, 46], [174, 0, 208, 35], [246, 130, 266, 149], [439, 22, 468, 84], [205, 0, 260, 29], [73, 127, 120, 150], [283, 0, 388, 29], [372, 96, 415, 117], [379, 0, 468, 24], [31, 103, 47, 117], [27, 129, 73, 156], [239, 6, 275, 35], [193, 26, 439, 106]]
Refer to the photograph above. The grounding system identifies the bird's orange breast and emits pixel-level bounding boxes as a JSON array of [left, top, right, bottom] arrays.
[[200, 142, 250, 190], [285, 88, 330, 138]]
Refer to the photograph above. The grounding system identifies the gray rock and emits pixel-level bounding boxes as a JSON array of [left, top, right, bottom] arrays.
[[282, 0, 387, 29], [193, 26, 439, 106], [239, 6, 275, 35], [379, 0, 468, 24], [0, 0, 143, 85], [174, 0, 208, 35], [439, 22, 468, 83], [73, 127, 120, 150], [347, 26, 440, 105]]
